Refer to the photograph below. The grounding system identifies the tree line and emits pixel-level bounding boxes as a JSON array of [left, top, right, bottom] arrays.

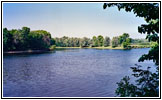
[[3, 27, 150, 52], [54, 35, 111, 47], [54, 33, 134, 49]]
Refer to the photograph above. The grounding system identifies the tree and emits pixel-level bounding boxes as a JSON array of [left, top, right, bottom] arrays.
[[50, 38, 55, 45], [3, 28, 9, 49], [115, 76, 137, 97], [92, 36, 98, 47], [112, 36, 119, 48], [118, 33, 131, 48], [104, 36, 110, 47], [118, 33, 129, 45], [21, 27, 30, 49], [28, 30, 52, 50], [97, 35, 104, 47], [4, 27, 31, 51], [3, 28, 13, 51], [80, 37, 91, 47], [11, 29, 25, 50], [73, 38, 80, 47], [116, 64, 159, 97], [54, 37, 82, 47], [103, 3, 159, 97], [122, 38, 131, 49], [62, 36, 69, 47]]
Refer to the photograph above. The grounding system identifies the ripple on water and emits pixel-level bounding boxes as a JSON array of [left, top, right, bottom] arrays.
[[3, 48, 155, 97]]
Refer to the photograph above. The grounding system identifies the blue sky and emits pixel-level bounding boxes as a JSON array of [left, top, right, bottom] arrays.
[[3, 3, 147, 39]]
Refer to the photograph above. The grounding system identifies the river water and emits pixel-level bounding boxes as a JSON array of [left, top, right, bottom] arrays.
[[3, 48, 156, 97]]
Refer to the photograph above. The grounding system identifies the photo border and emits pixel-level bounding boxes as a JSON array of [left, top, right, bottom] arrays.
[[1, 1, 161, 99]]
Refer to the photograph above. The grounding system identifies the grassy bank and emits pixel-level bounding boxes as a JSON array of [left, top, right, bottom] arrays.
[[90, 47, 124, 49], [130, 44, 151, 48], [56, 46, 125, 50], [56, 45, 151, 50], [56, 47, 82, 49]]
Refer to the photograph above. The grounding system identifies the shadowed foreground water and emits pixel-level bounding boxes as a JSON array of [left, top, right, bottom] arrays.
[[3, 48, 155, 97]]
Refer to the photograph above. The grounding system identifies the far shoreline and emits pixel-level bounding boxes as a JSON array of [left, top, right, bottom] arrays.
[[56, 45, 150, 50], [3, 45, 151, 55], [56, 46, 125, 50]]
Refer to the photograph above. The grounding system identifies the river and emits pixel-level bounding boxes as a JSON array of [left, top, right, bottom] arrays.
[[3, 48, 156, 97]]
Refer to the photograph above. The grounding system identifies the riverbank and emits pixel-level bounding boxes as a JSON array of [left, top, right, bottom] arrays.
[[56, 45, 150, 49], [130, 44, 151, 48], [3, 50, 51, 54], [56, 46, 124, 49]]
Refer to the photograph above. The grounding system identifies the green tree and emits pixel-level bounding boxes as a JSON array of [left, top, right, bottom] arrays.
[[11, 29, 25, 50], [104, 3, 159, 97], [50, 38, 55, 45], [112, 36, 119, 48], [21, 27, 30, 49], [54, 37, 82, 47], [92, 36, 98, 47], [122, 38, 131, 49], [3, 27, 56, 51], [118, 33, 129, 45], [73, 37, 80, 47], [28, 30, 51, 50], [97, 35, 104, 47], [62, 36, 69, 47], [3, 28, 13, 51], [80, 37, 91, 47], [104, 36, 110, 47], [6, 27, 31, 51]]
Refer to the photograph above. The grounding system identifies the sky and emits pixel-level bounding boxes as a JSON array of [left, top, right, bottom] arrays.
[[3, 3, 147, 39]]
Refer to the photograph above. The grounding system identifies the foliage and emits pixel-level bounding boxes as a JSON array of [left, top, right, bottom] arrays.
[[103, 3, 159, 97], [139, 43, 159, 65], [103, 3, 159, 22], [103, 3, 159, 42], [116, 64, 159, 97], [49, 45, 56, 50], [116, 76, 137, 97], [112, 36, 119, 48], [3, 27, 54, 51], [122, 38, 131, 49], [80, 37, 91, 47], [118, 33, 129, 45], [50, 38, 56, 45], [92, 36, 97, 47], [4, 27, 150, 51], [21, 27, 30, 47], [131, 39, 149, 44], [97, 35, 104, 47], [104, 36, 111, 47], [55, 35, 111, 48], [28, 30, 51, 50], [55, 37, 81, 47], [118, 33, 131, 48], [3, 28, 13, 51], [54, 36, 82, 47], [122, 42, 127, 48], [11, 29, 25, 50]]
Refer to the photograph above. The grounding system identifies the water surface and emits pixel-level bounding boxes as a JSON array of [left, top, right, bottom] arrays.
[[3, 48, 155, 97]]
